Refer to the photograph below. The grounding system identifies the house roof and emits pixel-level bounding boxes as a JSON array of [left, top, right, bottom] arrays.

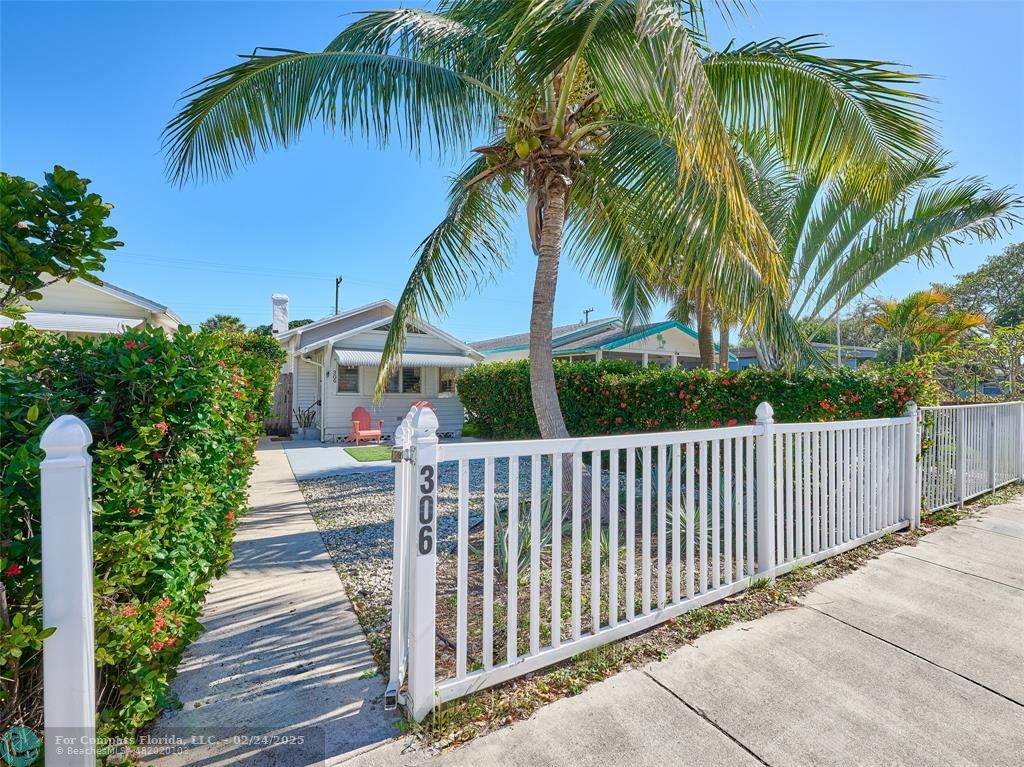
[[287, 299, 483, 360], [471, 317, 619, 353], [473, 317, 735, 358], [91, 279, 183, 324], [274, 299, 395, 340]]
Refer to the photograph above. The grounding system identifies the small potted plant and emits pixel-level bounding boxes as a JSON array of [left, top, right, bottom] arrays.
[[293, 401, 320, 441]]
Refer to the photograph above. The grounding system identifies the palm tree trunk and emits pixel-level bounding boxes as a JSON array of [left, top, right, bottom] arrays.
[[529, 177, 571, 440], [718, 315, 730, 372], [698, 300, 715, 369]]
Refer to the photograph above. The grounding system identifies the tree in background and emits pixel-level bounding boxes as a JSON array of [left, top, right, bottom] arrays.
[[201, 314, 247, 333], [935, 242, 1024, 327], [927, 324, 1024, 400], [0, 166, 123, 320], [252, 318, 314, 336], [163, 2, 935, 440], [730, 141, 1021, 366], [870, 289, 986, 362]]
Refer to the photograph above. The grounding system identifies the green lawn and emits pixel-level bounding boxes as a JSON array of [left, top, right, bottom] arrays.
[[344, 446, 392, 462]]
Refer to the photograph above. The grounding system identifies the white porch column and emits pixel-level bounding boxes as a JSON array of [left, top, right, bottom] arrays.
[[641, 352, 649, 367], [595, 350, 603, 362], [671, 352, 678, 368]]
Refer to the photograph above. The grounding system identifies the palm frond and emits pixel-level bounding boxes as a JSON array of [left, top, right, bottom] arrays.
[[163, 47, 503, 184], [704, 36, 937, 181], [375, 159, 522, 399]]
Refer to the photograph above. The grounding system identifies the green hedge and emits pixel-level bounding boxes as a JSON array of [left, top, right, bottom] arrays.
[[458, 359, 940, 439], [0, 324, 284, 744]]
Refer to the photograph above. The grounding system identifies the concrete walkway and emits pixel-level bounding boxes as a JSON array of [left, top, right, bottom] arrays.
[[145, 441, 398, 766], [352, 496, 1024, 767], [284, 439, 393, 480]]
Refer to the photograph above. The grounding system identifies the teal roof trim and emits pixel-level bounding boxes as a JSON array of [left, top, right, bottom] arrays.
[[558, 320, 738, 360], [480, 344, 529, 354]]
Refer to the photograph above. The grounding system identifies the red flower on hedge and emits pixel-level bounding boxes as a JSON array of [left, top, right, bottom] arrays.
[[150, 640, 166, 652], [225, 511, 236, 524], [121, 605, 137, 617], [145, 357, 154, 364], [710, 419, 721, 427], [115, 443, 126, 452], [129, 506, 141, 516], [152, 451, 163, 461], [155, 421, 169, 435], [4, 562, 22, 577], [727, 418, 738, 426]]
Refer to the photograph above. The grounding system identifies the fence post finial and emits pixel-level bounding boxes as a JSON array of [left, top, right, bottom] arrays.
[[754, 402, 776, 582], [40, 415, 96, 766]]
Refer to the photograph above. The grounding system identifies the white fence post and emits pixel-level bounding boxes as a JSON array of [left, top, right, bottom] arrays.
[[40, 415, 96, 766], [755, 402, 776, 581], [988, 406, 997, 492], [385, 411, 416, 711], [407, 406, 439, 721], [903, 402, 920, 529], [1019, 402, 1024, 481], [956, 408, 966, 507]]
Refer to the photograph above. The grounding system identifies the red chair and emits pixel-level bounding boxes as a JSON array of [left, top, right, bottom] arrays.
[[347, 406, 383, 446]]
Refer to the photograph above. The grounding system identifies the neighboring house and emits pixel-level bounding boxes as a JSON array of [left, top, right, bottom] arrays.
[[0, 277, 182, 337], [473, 316, 732, 368], [729, 343, 878, 370], [272, 297, 482, 442]]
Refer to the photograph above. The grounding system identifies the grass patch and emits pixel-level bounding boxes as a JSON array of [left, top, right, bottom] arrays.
[[344, 446, 392, 462]]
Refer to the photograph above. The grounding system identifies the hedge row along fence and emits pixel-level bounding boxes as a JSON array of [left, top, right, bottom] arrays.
[[458, 359, 941, 440], [0, 324, 284, 745]]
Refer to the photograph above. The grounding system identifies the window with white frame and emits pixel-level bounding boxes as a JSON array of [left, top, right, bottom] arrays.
[[336, 365, 359, 393], [385, 367, 422, 394], [439, 367, 458, 394]]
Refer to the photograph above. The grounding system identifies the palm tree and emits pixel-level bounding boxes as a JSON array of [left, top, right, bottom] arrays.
[[731, 139, 1021, 365], [870, 289, 986, 361], [163, 2, 935, 438], [201, 314, 246, 333]]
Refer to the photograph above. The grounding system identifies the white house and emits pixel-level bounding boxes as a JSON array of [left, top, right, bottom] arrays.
[[272, 296, 482, 442], [473, 315, 733, 368], [0, 277, 181, 337]]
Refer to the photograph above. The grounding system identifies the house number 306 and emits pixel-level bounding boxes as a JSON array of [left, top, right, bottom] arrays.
[[418, 465, 435, 555]]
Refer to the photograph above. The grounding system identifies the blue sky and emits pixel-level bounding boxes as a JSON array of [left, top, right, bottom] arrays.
[[3, 1, 1022, 340]]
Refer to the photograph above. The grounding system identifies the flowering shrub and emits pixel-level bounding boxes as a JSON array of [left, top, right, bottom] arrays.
[[0, 324, 284, 743], [458, 359, 940, 439]]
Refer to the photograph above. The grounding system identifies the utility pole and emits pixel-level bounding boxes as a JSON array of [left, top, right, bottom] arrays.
[[583, 306, 594, 324], [335, 276, 343, 315], [835, 302, 842, 368]]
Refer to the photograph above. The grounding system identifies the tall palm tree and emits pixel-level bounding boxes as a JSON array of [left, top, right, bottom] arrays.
[[871, 289, 986, 361], [164, 2, 935, 438], [730, 139, 1021, 365]]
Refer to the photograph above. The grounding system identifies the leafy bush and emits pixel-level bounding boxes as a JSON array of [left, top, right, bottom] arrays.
[[458, 360, 940, 439], [0, 324, 284, 744]]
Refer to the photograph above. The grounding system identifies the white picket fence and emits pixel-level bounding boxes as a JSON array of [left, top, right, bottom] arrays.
[[919, 402, 1024, 512], [386, 400, 954, 720]]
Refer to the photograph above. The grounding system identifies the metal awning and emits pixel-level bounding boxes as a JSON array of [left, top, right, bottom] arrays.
[[0, 312, 145, 334], [333, 348, 476, 368]]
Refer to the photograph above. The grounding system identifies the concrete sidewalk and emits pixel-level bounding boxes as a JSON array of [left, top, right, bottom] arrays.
[[353, 496, 1024, 767], [145, 441, 398, 766]]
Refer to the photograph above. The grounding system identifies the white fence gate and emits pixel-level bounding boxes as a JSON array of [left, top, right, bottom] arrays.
[[919, 402, 1024, 512], [387, 401, 956, 720]]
